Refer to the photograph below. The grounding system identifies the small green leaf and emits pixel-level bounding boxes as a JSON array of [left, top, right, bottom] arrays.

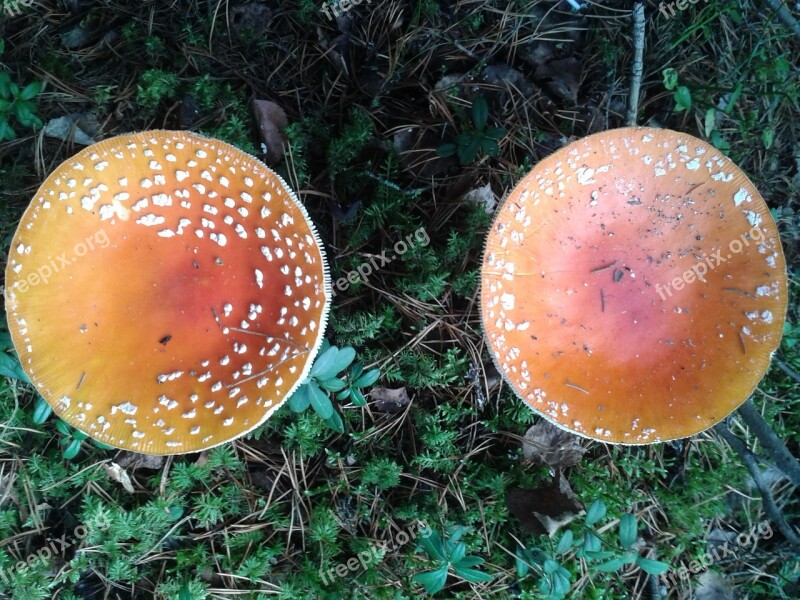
[[704, 107, 716, 138], [33, 397, 53, 424], [437, 143, 457, 157], [0, 352, 30, 383], [762, 127, 773, 150], [453, 564, 493, 583], [710, 129, 731, 153], [19, 81, 42, 100], [417, 529, 446, 562], [673, 86, 692, 111], [515, 548, 531, 578], [636, 556, 670, 575], [288, 384, 311, 412], [92, 439, 115, 450], [446, 525, 466, 546], [349, 362, 363, 380], [55, 419, 71, 435], [448, 541, 466, 565], [308, 383, 334, 419], [0, 72, 11, 96], [72, 429, 89, 441], [457, 137, 480, 165], [594, 557, 625, 572], [543, 558, 560, 575], [353, 368, 380, 388], [583, 550, 616, 561], [583, 532, 601, 554], [330, 346, 356, 373], [350, 388, 366, 406], [662, 67, 678, 90], [62, 438, 82, 460], [553, 568, 571, 596], [556, 530, 573, 554], [0, 121, 15, 141], [619, 513, 638, 549], [585, 500, 606, 526], [456, 555, 484, 568], [318, 377, 346, 393], [324, 410, 344, 433], [471, 96, 489, 130], [309, 346, 339, 379], [178, 585, 192, 600], [480, 137, 499, 156], [486, 126, 506, 139], [413, 565, 448, 594]]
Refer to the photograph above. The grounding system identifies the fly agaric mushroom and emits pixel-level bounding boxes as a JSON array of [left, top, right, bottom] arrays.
[[5, 130, 330, 454], [481, 127, 787, 444]]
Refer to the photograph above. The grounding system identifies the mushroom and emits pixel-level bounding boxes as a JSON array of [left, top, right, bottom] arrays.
[[481, 127, 787, 444], [5, 130, 331, 454]]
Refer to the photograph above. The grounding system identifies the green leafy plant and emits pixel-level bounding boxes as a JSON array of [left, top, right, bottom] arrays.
[[0, 39, 43, 141], [662, 67, 691, 112], [515, 500, 670, 600], [136, 68, 180, 110], [32, 396, 114, 460], [289, 342, 380, 432], [413, 525, 493, 594], [437, 96, 505, 165]]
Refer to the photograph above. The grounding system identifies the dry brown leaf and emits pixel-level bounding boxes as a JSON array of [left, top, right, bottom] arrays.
[[693, 571, 734, 600], [522, 420, 586, 468], [252, 99, 288, 165], [506, 471, 583, 536], [116, 451, 166, 470], [462, 183, 496, 214], [371, 386, 410, 413], [103, 462, 134, 494]]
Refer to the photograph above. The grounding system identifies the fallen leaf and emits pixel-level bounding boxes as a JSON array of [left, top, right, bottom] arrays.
[[371, 386, 410, 413], [480, 64, 534, 97], [103, 462, 134, 494], [506, 471, 583, 536], [230, 2, 273, 36], [522, 420, 586, 468], [392, 126, 456, 180], [43, 113, 100, 146], [538, 57, 582, 104], [693, 571, 734, 600], [252, 99, 288, 165], [462, 183, 496, 214], [116, 451, 165, 470]]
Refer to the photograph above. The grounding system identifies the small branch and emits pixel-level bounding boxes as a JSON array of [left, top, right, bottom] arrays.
[[737, 398, 800, 487], [762, 0, 800, 41], [627, 2, 646, 126], [714, 421, 800, 549], [774, 357, 800, 383]]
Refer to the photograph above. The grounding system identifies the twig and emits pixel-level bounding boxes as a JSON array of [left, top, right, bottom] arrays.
[[774, 357, 800, 383], [762, 0, 800, 41], [736, 398, 800, 487], [714, 420, 800, 549], [627, 2, 645, 126]]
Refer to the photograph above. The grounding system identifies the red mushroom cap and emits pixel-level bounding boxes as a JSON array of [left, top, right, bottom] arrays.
[[5, 131, 330, 454], [481, 127, 787, 444]]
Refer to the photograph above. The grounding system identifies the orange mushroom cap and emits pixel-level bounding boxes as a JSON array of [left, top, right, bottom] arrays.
[[481, 127, 787, 444], [5, 130, 330, 455]]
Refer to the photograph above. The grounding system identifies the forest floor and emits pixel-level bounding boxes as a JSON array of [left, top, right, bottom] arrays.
[[0, 1, 798, 599]]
